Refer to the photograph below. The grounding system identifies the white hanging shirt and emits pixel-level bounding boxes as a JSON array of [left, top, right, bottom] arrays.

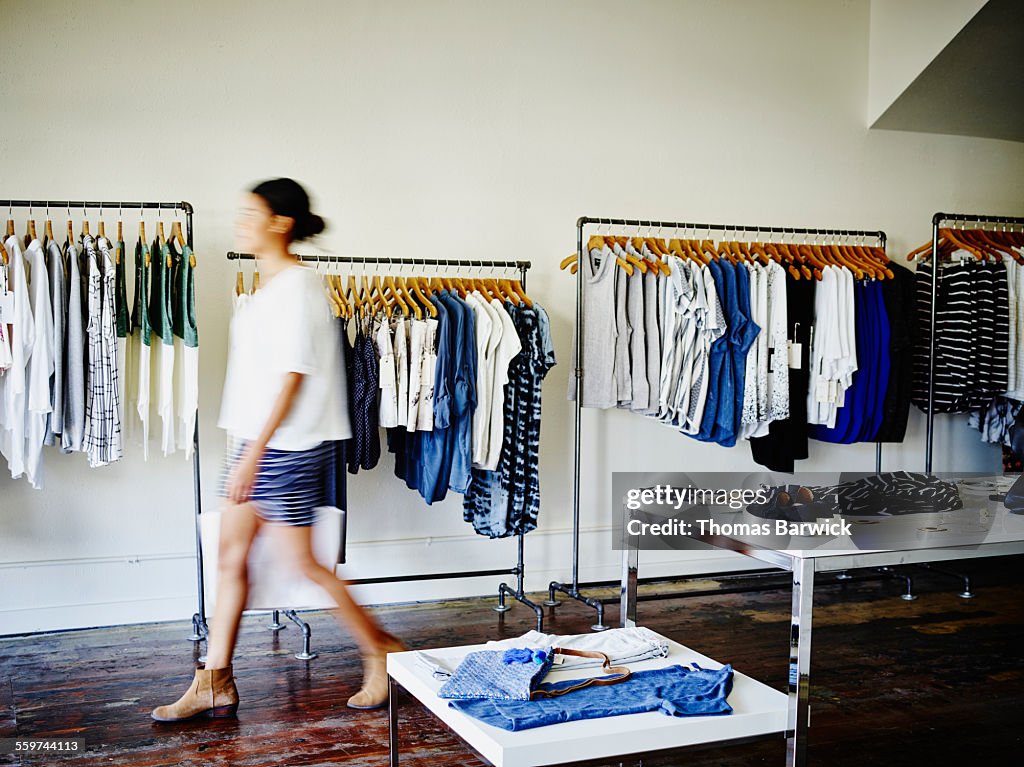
[[480, 299, 521, 471], [0, 235, 35, 480], [465, 290, 497, 467], [23, 239, 55, 487]]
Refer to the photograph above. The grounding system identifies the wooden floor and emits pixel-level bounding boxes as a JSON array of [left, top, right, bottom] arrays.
[[2, 558, 1023, 766]]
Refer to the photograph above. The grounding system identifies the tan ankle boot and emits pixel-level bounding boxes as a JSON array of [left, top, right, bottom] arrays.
[[347, 633, 408, 710], [151, 665, 239, 722]]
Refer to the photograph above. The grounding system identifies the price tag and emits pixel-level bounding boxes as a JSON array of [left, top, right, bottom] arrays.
[[815, 376, 831, 403], [0, 290, 14, 324], [787, 341, 802, 369]]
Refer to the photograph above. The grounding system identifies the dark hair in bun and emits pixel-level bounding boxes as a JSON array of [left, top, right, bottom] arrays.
[[250, 177, 327, 243]]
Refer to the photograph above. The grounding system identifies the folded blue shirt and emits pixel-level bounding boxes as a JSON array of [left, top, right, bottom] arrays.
[[448, 663, 733, 731]]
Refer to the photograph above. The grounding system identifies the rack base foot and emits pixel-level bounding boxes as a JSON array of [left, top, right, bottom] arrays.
[[547, 581, 608, 631], [496, 583, 545, 632], [189, 613, 208, 643]]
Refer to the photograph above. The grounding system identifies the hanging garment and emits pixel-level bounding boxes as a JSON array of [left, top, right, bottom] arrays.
[[173, 242, 199, 458], [0, 236, 34, 479], [376, 317, 398, 428], [1008, 260, 1024, 400], [610, 243, 632, 407], [656, 257, 699, 427], [81, 236, 122, 468], [640, 245, 663, 416], [132, 238, 153, 458], [749, 271, 815, 472], [148, 237, 176, 456], [624, 244, 650, 412], [874, 261, 916, 442], [693, 259, 728, 441], [392, 314, 409, 428], [480, 299, 520, 471], [464, 301, 555, 538], [115, 238, 129, 438], [60, 238, 86, 454], [911, 260, 972, 413], [468, 291, 499, 467], [416, 316, 438, 432], [567, 245, 617, 409], [347, 317, 381, 473], [440, 290, 476, 495], [405, 317, 426, 432], [326, 316, 352, 512], [749, 259, 789, 438], [42, 239, 66, 447], [739, 262, 762, 438], [680, 261, 723, 435], [0, 258, 12, 372], [417, 295, 453, 503], [23, 239, 55, 487]]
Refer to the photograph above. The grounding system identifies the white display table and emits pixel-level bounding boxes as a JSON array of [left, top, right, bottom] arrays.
[[386, 632, 787, 766]]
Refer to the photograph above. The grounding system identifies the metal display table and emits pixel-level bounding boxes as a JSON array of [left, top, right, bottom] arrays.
[[387, 632, 788, 766], [620, 497, 1024, 767]]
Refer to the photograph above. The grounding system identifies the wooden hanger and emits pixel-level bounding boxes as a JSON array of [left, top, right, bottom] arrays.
[[24, 214, 37, 248], [384, 275, 409, 318], [235, 262, 246, 296], [413, 276, 438, 317], [44, 217, 54, 243], [395, 276, 421, 320]]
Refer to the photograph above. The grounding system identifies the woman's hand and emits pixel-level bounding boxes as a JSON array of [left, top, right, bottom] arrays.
[[227, 446, 262, 504]]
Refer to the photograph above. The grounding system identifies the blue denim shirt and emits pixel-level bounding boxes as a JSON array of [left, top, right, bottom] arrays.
[[439, 291, 477, 495], [418, 296, 452, 504], [695, 260, 728, 442], [720, 263, 760, 448], [449, 663, 734, 731]]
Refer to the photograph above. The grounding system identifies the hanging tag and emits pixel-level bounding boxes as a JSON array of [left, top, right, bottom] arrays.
[[815, 376, 831, 403], [788, 341, 802, 369], [0, 290, 14, 324]]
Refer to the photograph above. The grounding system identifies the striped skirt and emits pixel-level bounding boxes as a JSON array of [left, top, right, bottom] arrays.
[[218, 440, 332, 526]]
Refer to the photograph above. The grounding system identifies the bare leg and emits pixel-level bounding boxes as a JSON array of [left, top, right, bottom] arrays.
[[204, 502, 263, 670], [268, 523, 389, 654]]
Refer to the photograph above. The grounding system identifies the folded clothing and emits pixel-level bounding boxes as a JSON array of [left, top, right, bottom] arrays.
[[438, 647, 554, 702], [747, 471, 962, 518], [417, 626, 670, 681], [449, 663, 733, 731]]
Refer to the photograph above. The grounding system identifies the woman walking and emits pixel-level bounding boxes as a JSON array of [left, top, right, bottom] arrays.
[[152, 178, 404, 722]]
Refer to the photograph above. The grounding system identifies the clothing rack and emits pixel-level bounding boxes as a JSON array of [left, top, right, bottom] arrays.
[[0, 198, 207, 642], [923, 212, 1024, 472], [549, 215, 888, 630], [222, 251, 548, 636]]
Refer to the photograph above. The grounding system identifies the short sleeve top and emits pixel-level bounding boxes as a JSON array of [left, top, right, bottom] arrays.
[[217, 265, 352, 450]]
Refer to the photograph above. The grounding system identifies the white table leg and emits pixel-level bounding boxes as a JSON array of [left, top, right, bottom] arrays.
[[389, 675, 400, 766], [786, 558, 814, 767]]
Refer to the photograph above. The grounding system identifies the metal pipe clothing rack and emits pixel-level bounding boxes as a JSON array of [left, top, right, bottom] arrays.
[[923, 212, 1024, 473], [0, 198, 207, 641], [223, 251, 548, 635], [549, 215, 888, 630]]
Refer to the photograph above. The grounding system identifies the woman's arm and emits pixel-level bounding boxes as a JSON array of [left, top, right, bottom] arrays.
[[227, 372, 305, 504]]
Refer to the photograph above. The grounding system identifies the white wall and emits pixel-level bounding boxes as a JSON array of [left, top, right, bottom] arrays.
[[868, 0, 988, 124], [2, 0, 1023, 636]]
